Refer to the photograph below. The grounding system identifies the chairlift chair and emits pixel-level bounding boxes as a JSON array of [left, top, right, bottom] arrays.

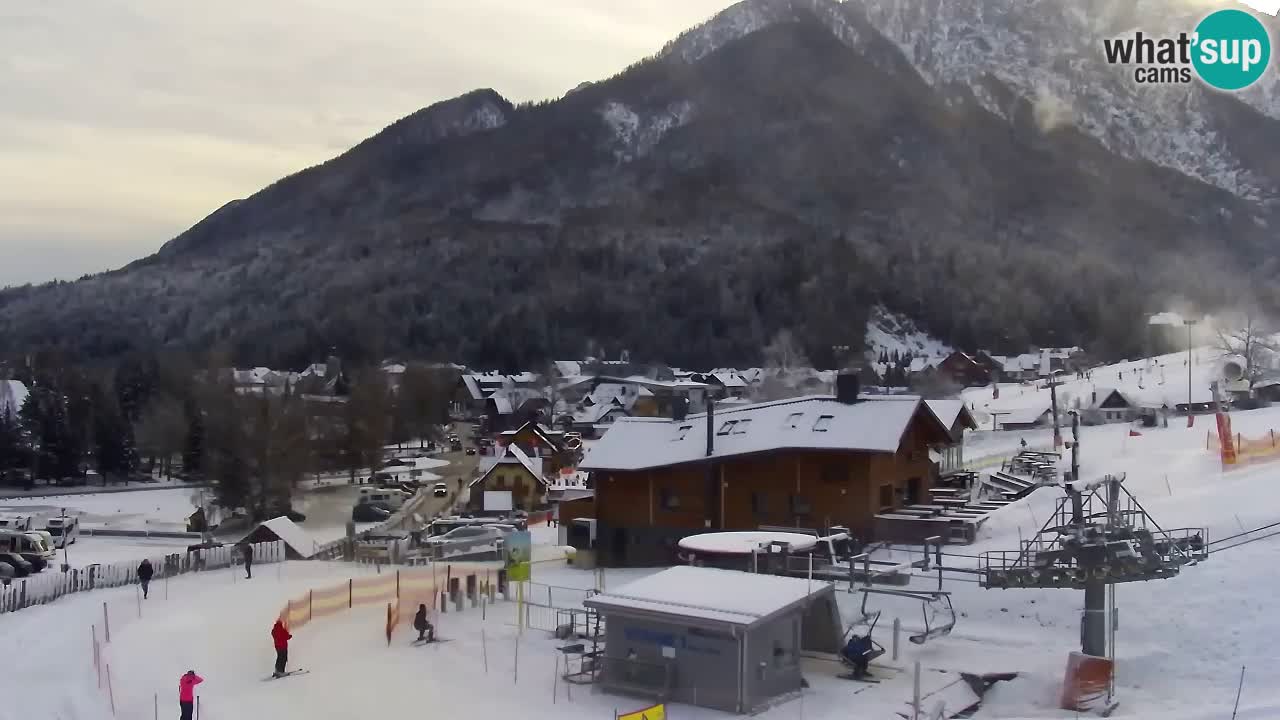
[[909, 593, 956, 645]]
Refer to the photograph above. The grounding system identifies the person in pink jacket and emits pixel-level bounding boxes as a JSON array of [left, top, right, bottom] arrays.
[[178, 670, 203, 720]]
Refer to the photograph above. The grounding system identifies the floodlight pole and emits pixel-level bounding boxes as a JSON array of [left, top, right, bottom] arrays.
[[1049, 372, 1063, 449]]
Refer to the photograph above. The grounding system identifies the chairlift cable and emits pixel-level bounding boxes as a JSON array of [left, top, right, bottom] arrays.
[[1209, 528, 1280, 554], [1206, 519, 1280, 548]]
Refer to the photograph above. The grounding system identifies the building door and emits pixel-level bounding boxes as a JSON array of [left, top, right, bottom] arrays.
[[906, 477, 922, 506]]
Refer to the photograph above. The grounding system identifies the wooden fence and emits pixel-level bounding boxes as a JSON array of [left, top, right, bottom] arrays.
[[0, 540, 285, 614]]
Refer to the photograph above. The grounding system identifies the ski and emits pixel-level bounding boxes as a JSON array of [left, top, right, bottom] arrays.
[[411, 638, 452, 646], [263, 669, 309, 681]]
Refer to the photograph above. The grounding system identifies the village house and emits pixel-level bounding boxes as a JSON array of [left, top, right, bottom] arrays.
[[578, 374, 954, 567], [1081, 388, 1140, 425], [923, 399, 979, 473], [936, 351, 997, 387], [495, 421, 577, 476], [469, 445, 547, 512]]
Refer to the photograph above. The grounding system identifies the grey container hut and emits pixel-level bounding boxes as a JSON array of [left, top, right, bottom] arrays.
[[583, 566, 842, 713]]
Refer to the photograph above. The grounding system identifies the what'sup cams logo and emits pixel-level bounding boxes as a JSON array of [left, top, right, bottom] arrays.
[[1103, 9, 1272, 90]]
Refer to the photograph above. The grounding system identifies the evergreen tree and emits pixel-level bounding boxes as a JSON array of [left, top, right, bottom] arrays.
[[0, 406, 23, 474], [183, 398, 204, 476], [92, 388, 137, 479]]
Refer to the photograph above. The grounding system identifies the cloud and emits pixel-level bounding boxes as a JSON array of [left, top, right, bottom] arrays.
[[0, 0, 734, 286]]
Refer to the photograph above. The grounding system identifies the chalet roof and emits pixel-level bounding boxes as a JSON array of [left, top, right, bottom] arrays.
[[241, 517, 318, 559], [471, 445, 544, 487], [554, 361, 582, 377], [460, 374, 486, 400], [924, 400, 977, 431], [580, 395, 948, 472], [1090, 387, 1138, 409], [713, 372, 748, 388], [996, 407, 1051, 425]]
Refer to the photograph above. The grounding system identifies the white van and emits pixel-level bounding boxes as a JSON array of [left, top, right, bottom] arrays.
[[0, 530, 54, 559], [45, 516, 80, 548], [23, 531, 57, 560], [357, 487, 410, 510], [0, 515, 37, 532]]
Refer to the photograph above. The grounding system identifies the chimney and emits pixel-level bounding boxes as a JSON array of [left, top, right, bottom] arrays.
[[836, 372, 861, 404], [706, 397, 716, 457]]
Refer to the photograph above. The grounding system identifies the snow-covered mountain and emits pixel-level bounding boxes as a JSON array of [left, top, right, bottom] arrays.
[[667, 0, 1280, 203]]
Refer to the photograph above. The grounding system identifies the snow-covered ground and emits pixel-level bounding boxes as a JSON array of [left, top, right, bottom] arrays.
[[7, 404, 1280, 719], [961, 346, 1227, 430]]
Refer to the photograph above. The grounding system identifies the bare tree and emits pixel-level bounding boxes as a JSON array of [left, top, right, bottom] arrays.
[[762, 329, 809, 372], [341, 370, 392, 483], [1213, 310, 1280, 392]]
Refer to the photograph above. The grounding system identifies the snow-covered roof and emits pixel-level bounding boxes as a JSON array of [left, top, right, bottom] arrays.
[[471, 445, 544, 487], [460, 374, 485, 400], [245, 517, 318, 559], [554, 361, 582, 378], [995, 407, 1051, 426], [581, 395, 942, 472], [924, 400, 974, 431], [1089, 387, 1137, 409], [584, 566, 832, 627], [678, 531, 818, 555], [0, 380, 28, 415], [713, 372, 748, 388]]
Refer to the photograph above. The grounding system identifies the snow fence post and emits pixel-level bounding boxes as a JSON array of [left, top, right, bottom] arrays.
[[103, 601, 111, 643], [308, 590, 313, 623], [348, 579, 352, 609], [92, 624, 100, 687], [396, 570, 401, 602], [893, 618, 901, 661], [105, 662, 116, 716]]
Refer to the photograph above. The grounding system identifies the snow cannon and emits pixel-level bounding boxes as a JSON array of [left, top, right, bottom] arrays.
[[1218, 355, 1249, 394]]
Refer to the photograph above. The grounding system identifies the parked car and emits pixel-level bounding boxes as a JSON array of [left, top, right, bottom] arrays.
[[18, 553, 47, 572], [0, 553, 33, 577], [186, 541, 224, 552], [352, 503, 392, 523], [432, 483, 449, 498], [465, 448, 477, 456], [0, 560, 14, 583], [423, 526, 504, 555]]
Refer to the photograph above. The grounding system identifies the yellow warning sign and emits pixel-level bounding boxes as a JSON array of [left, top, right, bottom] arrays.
[[617, 703, 665, 720]]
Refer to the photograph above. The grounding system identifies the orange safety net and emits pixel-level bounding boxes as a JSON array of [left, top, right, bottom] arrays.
[[1207, 427, 1280, 468], [277, 562, 503, 637]]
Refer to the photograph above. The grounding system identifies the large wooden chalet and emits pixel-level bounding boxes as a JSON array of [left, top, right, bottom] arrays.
[[579, 375, 957, 566]]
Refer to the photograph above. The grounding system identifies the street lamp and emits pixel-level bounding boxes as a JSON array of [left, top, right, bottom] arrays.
[[60, 506, 70, 572], [1148, 313, 1197, 426]]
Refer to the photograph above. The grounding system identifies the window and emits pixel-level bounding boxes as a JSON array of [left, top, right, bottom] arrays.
[[732, 419, 752, 434], [783, 412, 804, 429], [878, 484, 894, 510], [790, 495, 811, 515], [812, 415, 834, 432], [660, 488, 681, 510], [717, 420, 738, 435], [673, 424, 693, 441], [751, 492, 767, 515]]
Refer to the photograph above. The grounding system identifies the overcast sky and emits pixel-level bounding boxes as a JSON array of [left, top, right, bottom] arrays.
[[0, 1, 735, 287]]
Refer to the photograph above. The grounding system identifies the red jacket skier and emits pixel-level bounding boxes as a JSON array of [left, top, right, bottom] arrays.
[[271, 619, 292, 677], [178, 670, 202, 720]]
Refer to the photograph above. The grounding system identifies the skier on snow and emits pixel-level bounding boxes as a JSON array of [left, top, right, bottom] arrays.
[[271, 619, 292, 677], [137, 558, 154, 599], [413, 603, 434, 643], [178, 669, 203, 720]]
